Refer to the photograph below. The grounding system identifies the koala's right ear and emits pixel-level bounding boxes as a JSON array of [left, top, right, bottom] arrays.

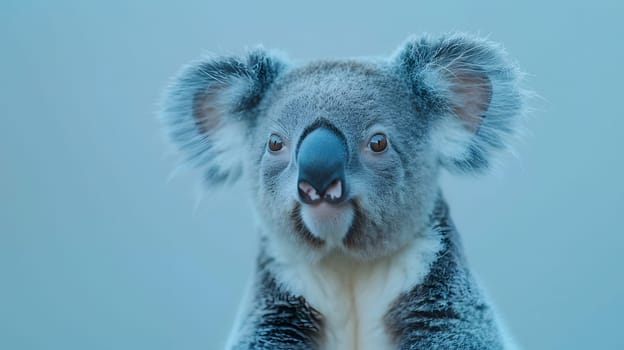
[[161, 49, 286, 185]]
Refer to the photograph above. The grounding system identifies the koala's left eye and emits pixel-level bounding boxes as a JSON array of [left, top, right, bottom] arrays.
[[268, 134, 284, 152], [368, 133, 388, 153]]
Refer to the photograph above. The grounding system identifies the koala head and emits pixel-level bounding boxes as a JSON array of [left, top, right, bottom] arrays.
[[161, 34, 524, 262]]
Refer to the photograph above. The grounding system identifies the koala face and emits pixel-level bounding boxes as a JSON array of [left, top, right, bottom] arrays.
[[162, 34, 523, 262], [250, 62, 439, 261]]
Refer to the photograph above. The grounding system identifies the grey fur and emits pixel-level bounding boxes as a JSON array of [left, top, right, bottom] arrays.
[[232, 239, 325, 350], [384, 197, 505, 349], [160, 33, 525, 349]]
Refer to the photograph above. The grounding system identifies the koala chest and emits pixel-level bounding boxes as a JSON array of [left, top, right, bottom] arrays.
[[273, 236, 441, 350]]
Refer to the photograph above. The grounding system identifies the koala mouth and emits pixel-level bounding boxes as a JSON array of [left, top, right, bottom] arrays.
[[290, 200, 364, 249]]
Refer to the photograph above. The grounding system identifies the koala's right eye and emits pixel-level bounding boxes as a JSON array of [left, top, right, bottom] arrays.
[[268, 134, 284, 152]]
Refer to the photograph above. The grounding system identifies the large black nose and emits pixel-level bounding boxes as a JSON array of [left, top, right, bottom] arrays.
[[297, 127, 347, 204]]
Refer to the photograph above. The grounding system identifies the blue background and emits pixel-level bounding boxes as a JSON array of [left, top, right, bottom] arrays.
[[2, 1, 623, 349]]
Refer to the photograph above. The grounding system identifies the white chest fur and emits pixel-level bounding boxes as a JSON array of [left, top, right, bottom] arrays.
[[271, 233, 442, 350]]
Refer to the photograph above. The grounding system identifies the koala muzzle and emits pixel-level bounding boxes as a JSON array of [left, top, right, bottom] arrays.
[[297, 127, 347, 205]]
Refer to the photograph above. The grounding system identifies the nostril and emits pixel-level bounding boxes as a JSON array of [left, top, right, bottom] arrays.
[[324, 179, 343, 202], [298, 180, 322, 204]]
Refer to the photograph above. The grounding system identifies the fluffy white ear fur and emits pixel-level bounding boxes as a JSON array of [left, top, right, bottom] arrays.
[[395, 33, 525, 173], [160, 50, 285, 184], [191, 75, 255, 181]]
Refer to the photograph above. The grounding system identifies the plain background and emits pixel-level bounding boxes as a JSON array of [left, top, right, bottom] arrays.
[[2, 1, 623, 349]]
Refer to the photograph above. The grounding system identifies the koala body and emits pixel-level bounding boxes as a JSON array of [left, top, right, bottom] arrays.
[[162, 33, 524, 349]]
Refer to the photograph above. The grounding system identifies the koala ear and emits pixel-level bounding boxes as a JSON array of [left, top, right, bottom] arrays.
[[393, 33, 525, 173], [161, 49, 286, 184]]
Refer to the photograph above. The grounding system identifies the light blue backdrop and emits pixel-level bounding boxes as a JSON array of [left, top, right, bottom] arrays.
[[2, 1, 622, 349]]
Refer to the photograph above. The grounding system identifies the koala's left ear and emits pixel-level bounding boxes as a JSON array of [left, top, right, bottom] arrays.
[[161, 49, 286, 185], [393, 33, 525, 173]]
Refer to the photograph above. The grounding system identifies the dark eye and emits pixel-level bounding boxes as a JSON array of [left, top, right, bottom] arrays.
[[268, 134, 284, 152], [368, 133, 388, 153]]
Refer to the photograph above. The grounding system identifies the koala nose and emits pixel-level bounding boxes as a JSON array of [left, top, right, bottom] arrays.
[[297, 126, 347, 204]]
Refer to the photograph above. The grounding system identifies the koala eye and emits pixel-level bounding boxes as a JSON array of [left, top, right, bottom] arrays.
[[268, 134, 284, 152], [368, 133, 388, 153]]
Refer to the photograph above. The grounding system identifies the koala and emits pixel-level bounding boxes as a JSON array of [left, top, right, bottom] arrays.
[[161, 33, 525, 350]]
